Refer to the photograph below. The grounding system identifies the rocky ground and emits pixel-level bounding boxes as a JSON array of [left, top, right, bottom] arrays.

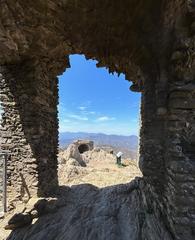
[[1, 179, 172, 240], [0, 142, 152, 240], [58, 144, 141, 188]]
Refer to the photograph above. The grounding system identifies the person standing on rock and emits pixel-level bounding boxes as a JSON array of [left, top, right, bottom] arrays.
[[116, 151, 123, 165]]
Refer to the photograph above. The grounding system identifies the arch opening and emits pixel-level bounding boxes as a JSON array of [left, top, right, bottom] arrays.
[[58, 54, 142, 188], [78, 144, 89, 154]]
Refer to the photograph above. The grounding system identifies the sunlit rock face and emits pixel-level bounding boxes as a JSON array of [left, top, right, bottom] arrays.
[[58, 140, 93, 166], [0, 0, 195, 239]]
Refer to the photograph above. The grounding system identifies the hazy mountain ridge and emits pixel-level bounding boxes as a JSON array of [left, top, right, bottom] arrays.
[[59, 132, 138, 159]]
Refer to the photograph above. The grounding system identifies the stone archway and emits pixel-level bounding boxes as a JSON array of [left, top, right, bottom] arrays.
[[0, 1, 195, 239]]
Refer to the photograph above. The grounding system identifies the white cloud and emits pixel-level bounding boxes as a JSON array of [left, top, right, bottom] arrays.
[[68, 114, 88, 121], [63, 119, 71, 123], [78, 106, 87, 111], [58, 104, 68, 118], [96, 116, 115, 122]]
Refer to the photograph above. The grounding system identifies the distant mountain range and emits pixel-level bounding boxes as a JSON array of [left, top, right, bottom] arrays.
[[59, 132, 139, 159]]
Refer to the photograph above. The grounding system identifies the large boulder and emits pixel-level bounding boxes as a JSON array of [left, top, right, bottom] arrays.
[[58, 142, 86, 167]]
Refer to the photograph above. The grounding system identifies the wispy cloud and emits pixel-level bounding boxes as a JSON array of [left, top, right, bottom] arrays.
[[63, 119, 71, 123], [78, 106, 87, 111], [83, 110, 96, 116], [78, 105, 97, 116], [68, 114, 88, 121], [96, 116, 115, 122], [58, 103, 67, 113]]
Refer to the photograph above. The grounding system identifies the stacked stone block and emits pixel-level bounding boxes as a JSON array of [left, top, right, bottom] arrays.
[[0, 154, 3, 214], [138, 2, 195, 239], [0, 60, 59, 206], [164, 5, 195, 238]]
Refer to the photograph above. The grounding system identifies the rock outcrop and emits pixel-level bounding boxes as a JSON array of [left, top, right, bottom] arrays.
[[82, 147, 116, 164], [58, 144, 83, 166], [6, 179, 172, 240], [58, 140, 94, 167], [58, 142, 141, 188]]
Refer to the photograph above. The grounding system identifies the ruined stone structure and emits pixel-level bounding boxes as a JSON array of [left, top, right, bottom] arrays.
[[75, 140, 94, 154], [0, 0, 195, 239]]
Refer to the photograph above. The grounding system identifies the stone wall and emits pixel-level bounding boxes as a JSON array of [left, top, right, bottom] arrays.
[[164, 6, 195, 238], [0, 59, 59, 205], [139, 2, 195, 239], [139, 75, 166, 193], [0, 154, 3, 214]]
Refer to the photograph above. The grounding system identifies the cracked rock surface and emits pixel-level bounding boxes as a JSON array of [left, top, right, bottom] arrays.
[[7, 179, 172, 240]]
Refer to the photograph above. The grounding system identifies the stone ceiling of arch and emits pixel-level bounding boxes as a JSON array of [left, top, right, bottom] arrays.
[[0, 0, 178, 83]]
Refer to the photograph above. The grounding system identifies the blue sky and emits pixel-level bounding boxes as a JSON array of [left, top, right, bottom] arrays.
[[58, 55, 141, 136]]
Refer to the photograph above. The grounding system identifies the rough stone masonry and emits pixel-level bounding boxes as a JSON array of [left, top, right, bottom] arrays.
[[0, 0, 195, 239], [0, 154, 3, 214]]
